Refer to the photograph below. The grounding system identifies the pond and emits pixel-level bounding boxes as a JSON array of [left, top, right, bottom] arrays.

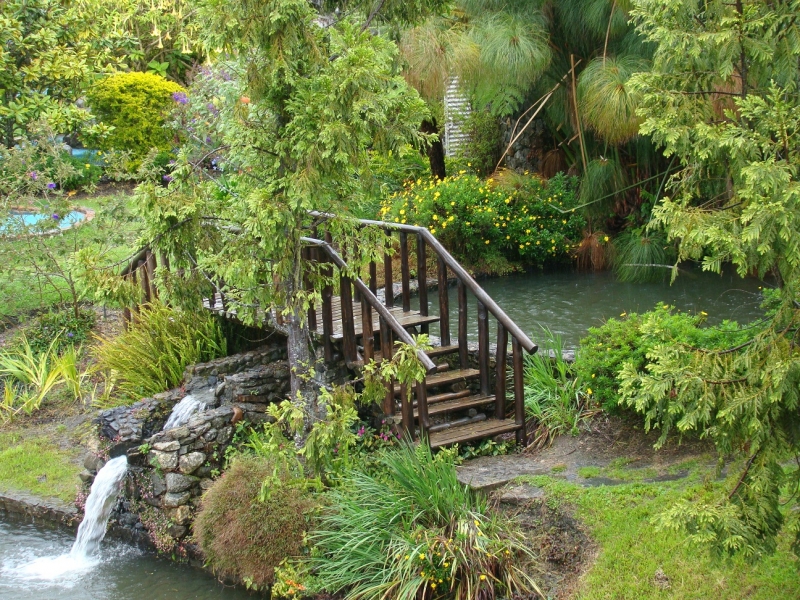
[[413, 266, 767, 348], [1, 210, 87, 233], [0, 518, 254, 600]]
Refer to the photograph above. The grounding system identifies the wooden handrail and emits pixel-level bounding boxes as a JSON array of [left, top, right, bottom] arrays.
[[309, 212, 538, 354], [301, 236, 438, 374]]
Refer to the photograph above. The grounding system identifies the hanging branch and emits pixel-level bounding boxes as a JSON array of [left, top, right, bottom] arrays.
[[603, 0, 617, 67], [494, 60, 582, 173], [570, 53, 588, 172]]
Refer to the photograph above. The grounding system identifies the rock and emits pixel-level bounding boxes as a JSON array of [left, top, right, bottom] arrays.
[[165, 426, 190, 441], [167, 524, 188, 539], [179, 452, 206, 474], [163, 492, 191, 508], [150, 451, 178, 470], [194, 466, 214, 478], [165, 473, 198, 493], [215, 381, 226, 397], [216, 426, 233, 444], [118, 512, 139, 528], [152, 441, 180, 452], [497, 483, 545, 505], [151, 472, 166, 496], [78, 470, 95, 484], [173, 505, 192, 525], [83, 453, 105, 473], [200, 479, 215, 490]]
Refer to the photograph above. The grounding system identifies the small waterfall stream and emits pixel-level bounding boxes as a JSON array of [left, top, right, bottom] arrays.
[[71, 455, 129, 557], [163, 393, 207, 430]]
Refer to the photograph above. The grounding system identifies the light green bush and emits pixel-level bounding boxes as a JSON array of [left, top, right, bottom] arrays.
[[87, 72, 184, 159]]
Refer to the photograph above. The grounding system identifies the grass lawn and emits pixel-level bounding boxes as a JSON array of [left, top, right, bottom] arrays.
[[0, 188, 141, 321], [0, 429, 84, 504], [522, 472, 800, 599]]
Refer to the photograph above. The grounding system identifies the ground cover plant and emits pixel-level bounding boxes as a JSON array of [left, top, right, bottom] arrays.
[[308, 441, 538, 600], [379, 171, 584, 273]]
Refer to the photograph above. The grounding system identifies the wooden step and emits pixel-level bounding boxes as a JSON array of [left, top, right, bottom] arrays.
[[319, 303, 440, 340], [414, 394, 495, 418], [393, 368, 479, 395], [428, 418, 520, 448], [425, 344, 460, 358]]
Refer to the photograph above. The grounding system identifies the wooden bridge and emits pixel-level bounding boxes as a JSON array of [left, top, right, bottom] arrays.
[[121, 217, 538, 448]]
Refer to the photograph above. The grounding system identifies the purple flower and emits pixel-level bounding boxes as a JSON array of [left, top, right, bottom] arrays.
[[357, 426, 365, 437], [47, 182, 56, 189], [29, 171, 38, 180], [162, 174, 173, 182], [67, 332, 74, 338], [52, 213, 60, 220], [172, 91, 189, 104]]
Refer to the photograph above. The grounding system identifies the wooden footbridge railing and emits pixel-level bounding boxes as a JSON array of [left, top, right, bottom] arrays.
[[120, 217, 538, 448]]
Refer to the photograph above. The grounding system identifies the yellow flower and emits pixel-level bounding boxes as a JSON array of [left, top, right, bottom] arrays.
[[399, 209, 405, 215], [405, 555, 410, 560], [444, 563, 450, 568], [85, 164, 91, 169], [604, 236, 609, 242], [450, 201, 455, 206], [591, 373, 596, 378], [431, 583, 436, 589], [700, 311, 708, 316], [587, 388, 593, 395], [485, 240, 490, 244], [419, 553, 426, 560], [480, 575, 487, 581], [431, 228, 436, 234], [458, 170, 466, 175], [467, 162, 472, 166], [506, 235, 510, 240], [620, 312, 627, 317], [474, 520, 480, 527], [432, 214, 438, 221]]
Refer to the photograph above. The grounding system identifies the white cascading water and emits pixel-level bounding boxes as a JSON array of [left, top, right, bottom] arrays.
[[71, 455, 128, 558], [162, 393, 206, 430]]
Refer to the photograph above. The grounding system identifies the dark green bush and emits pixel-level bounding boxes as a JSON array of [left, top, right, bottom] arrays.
[[194, 456, 318, 589], [379, 171, 584, 272], [87, 72, 185, 160], [457, 110, 502, 176], [573, 304, 752, 411], [24, 309, 96, 355]]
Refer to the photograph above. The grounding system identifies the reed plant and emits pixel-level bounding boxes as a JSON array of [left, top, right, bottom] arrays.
[[309, 441, 538, 600], [523, 331, 599, 448], [93, 301, 227, 402], [612, 227, 673, 283]]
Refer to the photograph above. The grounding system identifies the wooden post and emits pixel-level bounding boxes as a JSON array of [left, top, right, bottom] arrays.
[[145, 251, 157, 299], [361, 295, 374, 363], [495, 323, 508, 419], [384, 231, 394, 308], [122, 273, 132, 326], [415, 381, 429, 439], [437, 257, 450, 346], [340, 274, 357, 364], [399, 231, 410, 312], [369, 261, 377, 296], [513, 337, 526, 446], [380, 315, 394, 415], [138, 260, 150, 304], [400, 383, 415, 441], [416, 232, 428, 334], [458, 279, 468, 369], [477, 300, 490, 396], [321, 270, 334, 363]]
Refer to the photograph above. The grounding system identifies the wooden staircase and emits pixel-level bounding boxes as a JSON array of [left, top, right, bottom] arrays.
[[121, 217, 538, 449]]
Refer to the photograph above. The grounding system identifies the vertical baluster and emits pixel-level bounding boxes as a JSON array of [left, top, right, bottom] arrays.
[[495, 323, 508, 419], [340, 274, 357, 364], [458, 279, 468, 369], [145, 251, 157, 299], [383, 231, 394, 308], [415, 381, 429, 440], [512, 337, 526, 447], [361, 295, 373, 363], [437, 257, 450, 346], [122, 272, 132, 326], [400, 383, 415, 441], [399, 231, 410, 312], [369, 261, 377, 296], [130, 268, 139, 318], [380, 316, 394, 415], [159, 252, 170, 274], [138, 260, 150, 304], [477, 300, 490, 396], [416, 233, 428, 334]]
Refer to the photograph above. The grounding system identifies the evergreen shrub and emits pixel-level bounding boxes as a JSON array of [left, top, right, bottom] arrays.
[[194, 455, 318, 590], [457, 110, 502, 176], [573, 304, 752, 411], [24, 308, 96, 355], [379, 172, 584, 272], [87, 72, 185, 159]]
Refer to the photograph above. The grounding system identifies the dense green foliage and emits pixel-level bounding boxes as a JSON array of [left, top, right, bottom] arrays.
[[308, 442, 537, 600], [93, 302, 227, 402], [379, 172, 584, 272], [456, 110, 502, 176], [87, 72, 184, 159], [574, 305, 752, 411], [24, 308, 96, 355], [194, 455, 318, 589], [624, 0, 800, 557]]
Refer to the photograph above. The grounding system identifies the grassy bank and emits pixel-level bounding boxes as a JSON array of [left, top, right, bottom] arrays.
[[522, 471, 800, 599], [0, 429, 84, 503]]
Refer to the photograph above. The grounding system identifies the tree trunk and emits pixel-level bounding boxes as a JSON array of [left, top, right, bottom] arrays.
[[421, 119, 446, 179]]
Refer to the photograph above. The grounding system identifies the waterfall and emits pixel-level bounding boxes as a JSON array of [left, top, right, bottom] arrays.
[[163, 393, 207, 430], [71, 456, 128, 558]]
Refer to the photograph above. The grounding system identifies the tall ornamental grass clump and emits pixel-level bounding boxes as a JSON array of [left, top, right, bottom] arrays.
[[94, 301, 226, 402], [310, 442, 537, 600], [378, 171, 584, 273]]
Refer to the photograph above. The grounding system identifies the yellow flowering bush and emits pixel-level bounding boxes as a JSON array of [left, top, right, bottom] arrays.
[[379, 172, 585, 269]]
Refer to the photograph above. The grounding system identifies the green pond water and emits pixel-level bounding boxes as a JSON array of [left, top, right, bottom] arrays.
[[412, 266, 767, 348]]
